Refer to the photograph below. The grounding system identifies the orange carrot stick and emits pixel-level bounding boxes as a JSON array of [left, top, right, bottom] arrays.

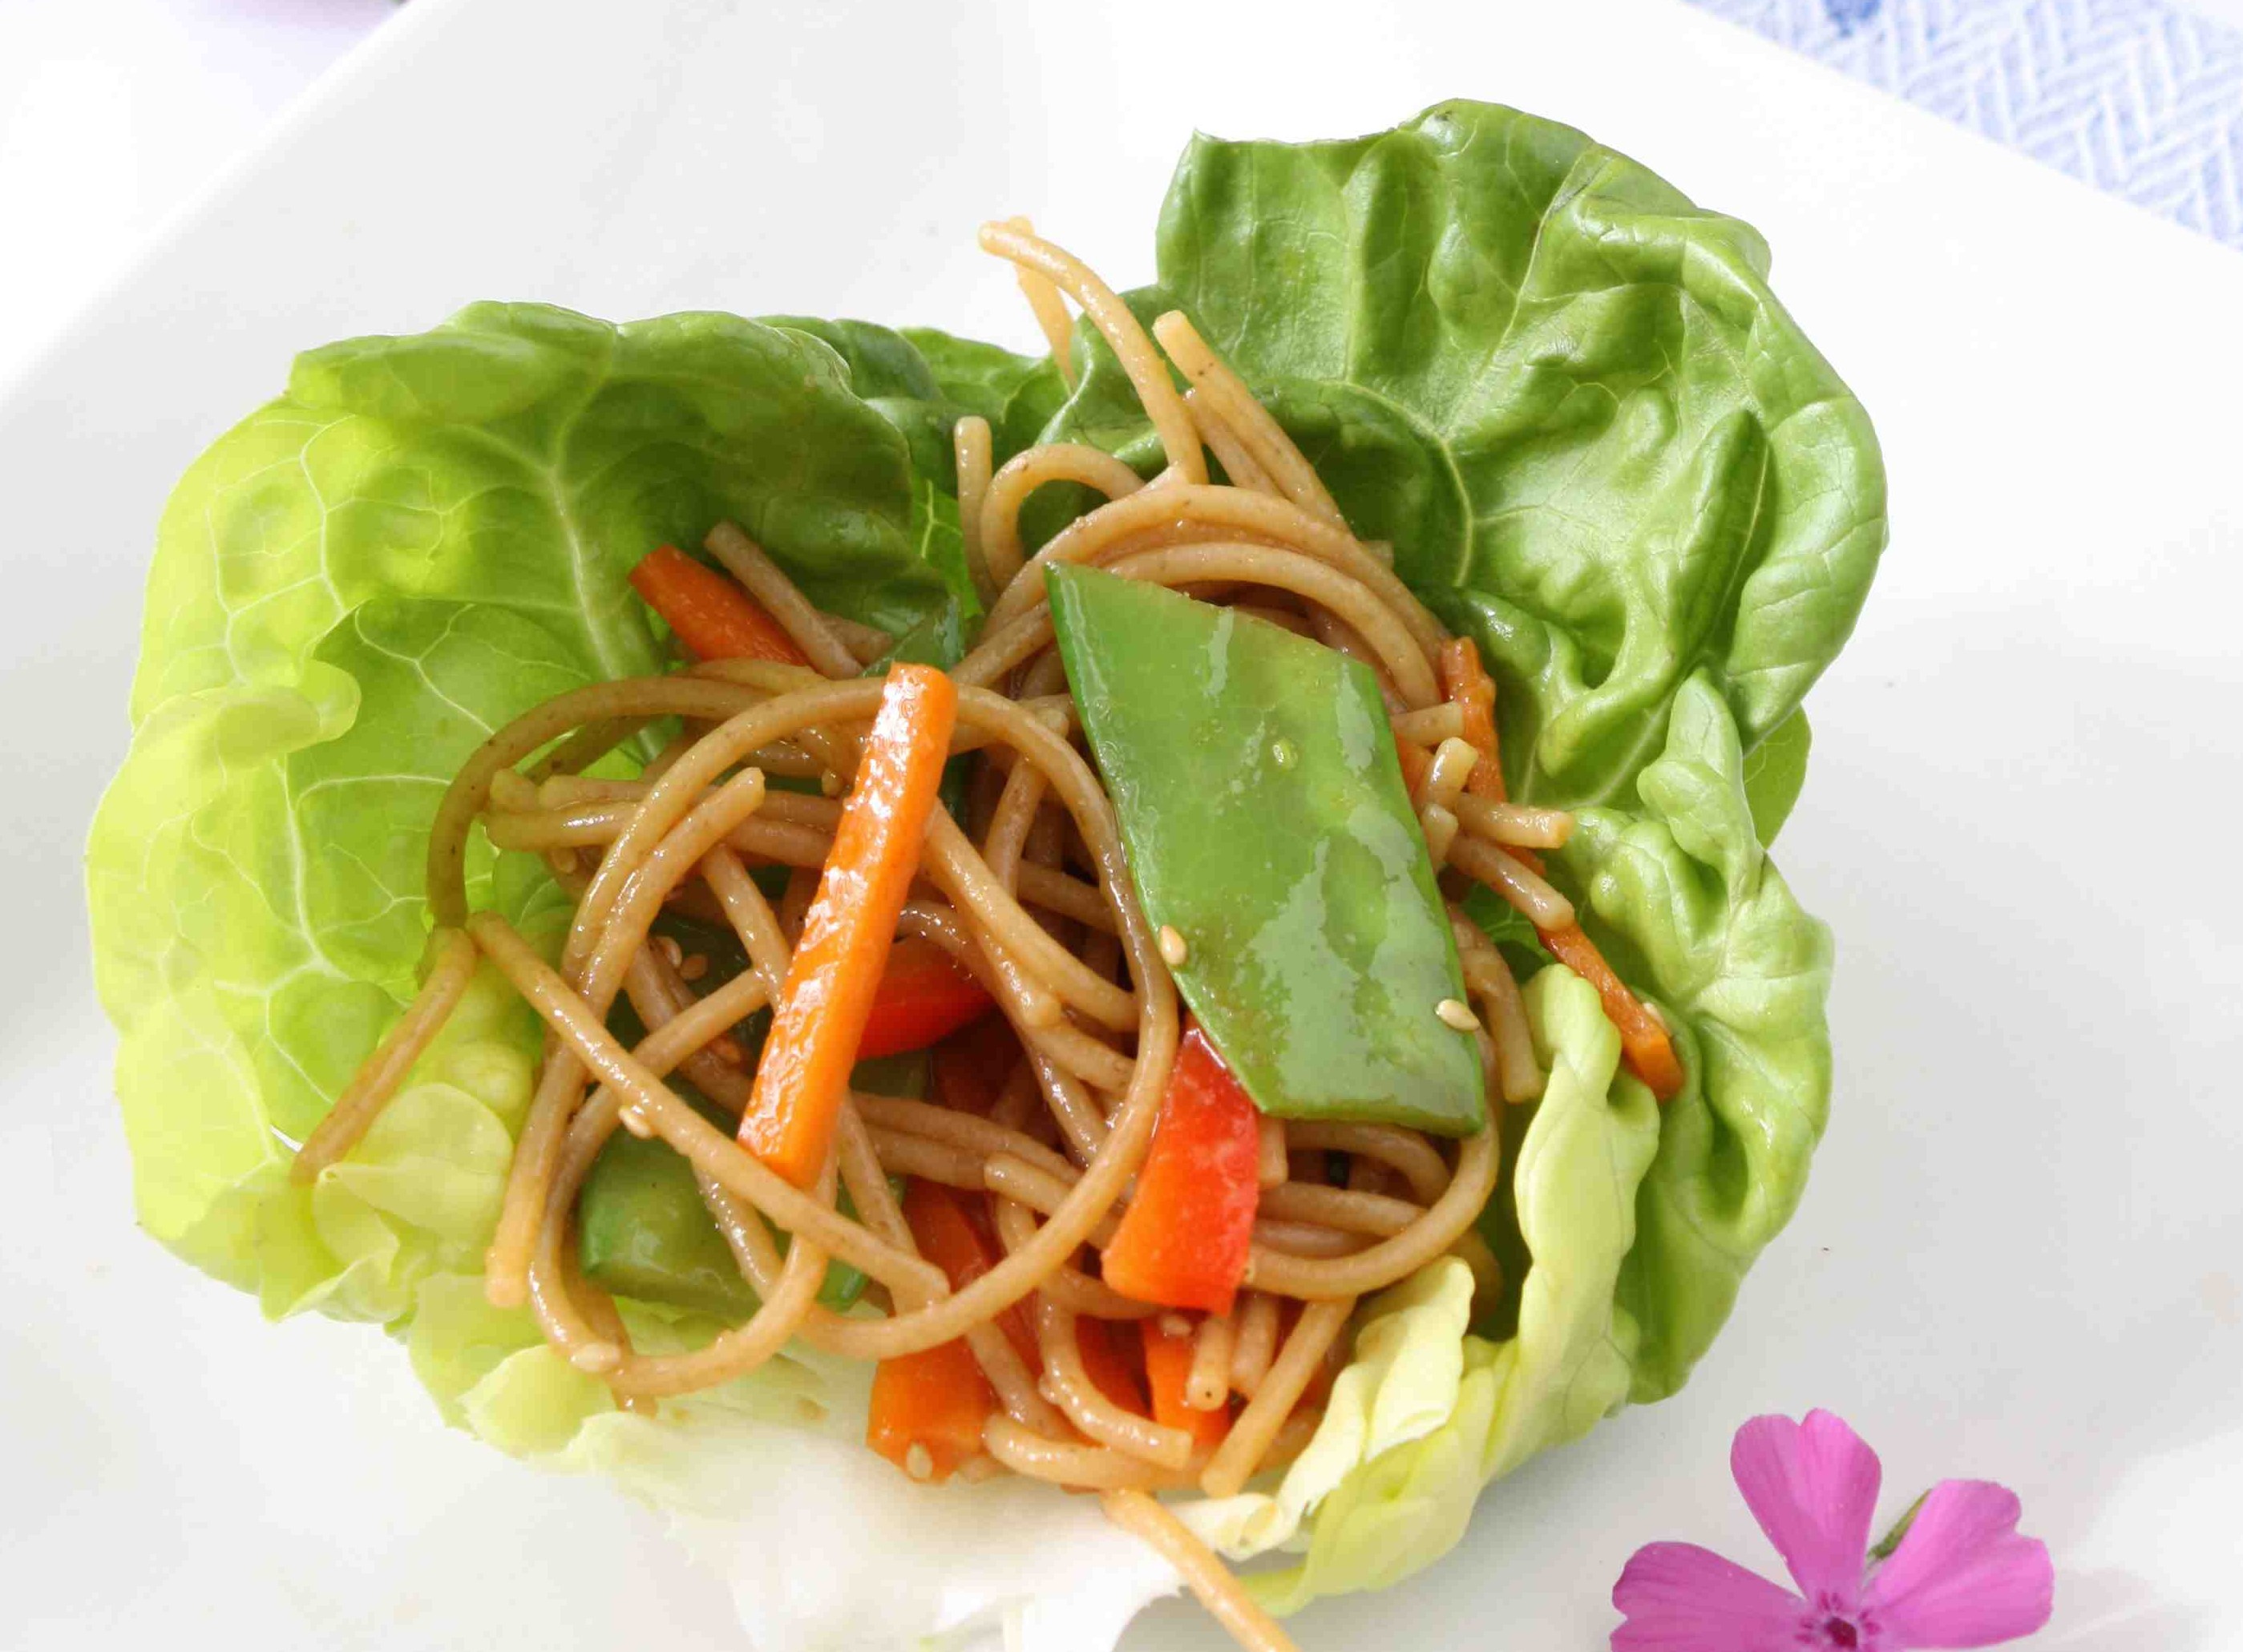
[[1141, 1319, 1231, 1450], [903, 1179, 1037, 1369], [1538, 923, 1685, 1101], [628, 543, 810, 665], [867, 1178, 1034, 1483], [738, 664, 958, 1185], [1439, 635, 1507, 801], [1392, 729, 1433, 808], [1435, 638, 1683, 1099], [866, 1339, 993, 1484]]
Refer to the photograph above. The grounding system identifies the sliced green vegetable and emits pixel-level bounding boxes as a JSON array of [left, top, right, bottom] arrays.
[[578, 1120, 781, 1319], [577, 1057, 925, 1317], [1047, 564, 1484, 1135]]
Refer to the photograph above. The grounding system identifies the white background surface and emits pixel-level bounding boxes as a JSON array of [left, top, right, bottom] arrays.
[[2, 0, 2239, 1648]]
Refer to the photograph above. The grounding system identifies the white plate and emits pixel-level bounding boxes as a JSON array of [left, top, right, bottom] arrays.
[[3, 0, 2238, 1646]]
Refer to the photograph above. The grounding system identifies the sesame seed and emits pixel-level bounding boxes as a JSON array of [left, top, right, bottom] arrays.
[[657, 935, 685, 968], [571, 1340, 622, 1374], [819, 770, 844, 798], [904, 1443, 935, 1481], [1159, 1312, 1194, 1339], [1158, 925, 1190, 967], [1435, 997, 1480, 1033], [679, 953, 709, 982]]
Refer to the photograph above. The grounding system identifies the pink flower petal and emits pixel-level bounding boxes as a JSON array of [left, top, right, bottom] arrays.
[[1730, 1410, 1883, 1603], [1864, 1479, 2055, 1647], [1612, 1541, 1807, 1652]]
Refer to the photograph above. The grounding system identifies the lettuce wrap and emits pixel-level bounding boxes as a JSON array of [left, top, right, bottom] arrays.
[[86, 100, 1880, 1643]]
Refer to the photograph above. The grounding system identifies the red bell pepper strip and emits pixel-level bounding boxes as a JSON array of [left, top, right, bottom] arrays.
[[1141, 1319, 1230, 1450], [932, 1012, 1024, 1117], [855, 937, 994, 1060], [1101, 1024, 1262, 1317], [739, 664, 957, 1186], [629, 543, 809, 666], [1075, 1315, 1150, 1415]]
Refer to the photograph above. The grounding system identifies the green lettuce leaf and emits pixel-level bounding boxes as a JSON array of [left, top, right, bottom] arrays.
[[899, 325, 1071, 464], [1742, 705, 1812, 844], [1566, 673, 1834, 1400], [1181, 1257, 1477, 1561], [88, 301, 963, 1299], [1040, 99, 1885, 810]]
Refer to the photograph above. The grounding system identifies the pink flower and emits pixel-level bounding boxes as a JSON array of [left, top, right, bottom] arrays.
[[1613, 1411, 2054, 1651]]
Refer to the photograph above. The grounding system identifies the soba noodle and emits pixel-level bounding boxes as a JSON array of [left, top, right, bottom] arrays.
[[291, 216, 1591, 1652]]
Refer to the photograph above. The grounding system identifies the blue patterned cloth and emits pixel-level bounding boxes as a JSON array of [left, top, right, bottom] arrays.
[[1683, 0, 2243, 247]]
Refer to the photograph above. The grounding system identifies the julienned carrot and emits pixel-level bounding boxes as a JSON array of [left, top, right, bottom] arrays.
[[1141, 1319, 1230, 1449], [1433, 636, 1681, 1097], [1538, 923, 1685, 1101], [739, 664, 959, 1186], [1439, 635, 1507, 801], [856, 937, 994, 1060], [866, 1338, 992, 1484], [628, 543, 809, 666], [903, 1179, 1036, 1369], [633, 545, 980, 1066], [1101, 1024, 1262, 1317], [867, 1179, 1033, 1483], [1392, 729, 1433, 807]]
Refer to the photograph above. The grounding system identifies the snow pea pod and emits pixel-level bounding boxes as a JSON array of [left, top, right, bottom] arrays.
[[1047, 565, 1485, 1135]]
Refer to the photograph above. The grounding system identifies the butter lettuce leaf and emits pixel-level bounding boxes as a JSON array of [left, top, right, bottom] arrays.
[[1043, 99, 1885, 809], [565, 1411, 1182, 1652], [1565, 673, 1834, 1400], [899, 325, 1071, 464], [88, 302, 964, 1297], [1181, 1257, 1477, 1562]]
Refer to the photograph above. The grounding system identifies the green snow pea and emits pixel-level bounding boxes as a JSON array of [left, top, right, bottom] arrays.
[[1047, 565, 1485, 1136], [577, 1054, 926, 1316]]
